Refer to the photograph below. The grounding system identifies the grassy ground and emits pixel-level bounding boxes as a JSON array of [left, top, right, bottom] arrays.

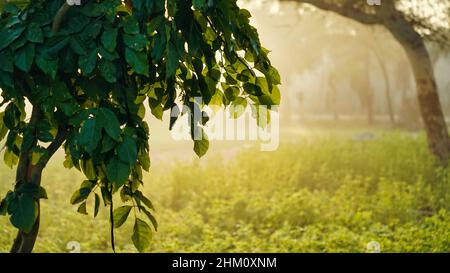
[[0, 130, 449, 252]]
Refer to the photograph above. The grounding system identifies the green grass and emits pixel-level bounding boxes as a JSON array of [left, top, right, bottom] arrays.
[[1, 131, 449, 252]]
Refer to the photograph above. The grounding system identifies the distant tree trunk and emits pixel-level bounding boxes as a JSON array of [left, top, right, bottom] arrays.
[[365, 53, 374, 125], [371, 48, 395, 124], [329, 79, 339, 121]]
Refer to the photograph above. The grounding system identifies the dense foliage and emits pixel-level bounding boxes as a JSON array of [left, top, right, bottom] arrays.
[[0, 0, 280, 252], [1, 132, 449, 252]]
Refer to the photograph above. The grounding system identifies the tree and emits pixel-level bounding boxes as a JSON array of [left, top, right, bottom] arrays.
[[0, 0, 280, 253], [282, 0, 450, 164]]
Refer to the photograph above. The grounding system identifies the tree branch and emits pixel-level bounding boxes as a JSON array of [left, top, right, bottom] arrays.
[[281, 0, 383, 26], [52, 2, 71, 33], [43, 125, 69, 165]]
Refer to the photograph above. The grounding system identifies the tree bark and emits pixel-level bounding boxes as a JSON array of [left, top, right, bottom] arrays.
[[10, 106, 43, 253], [403, 39, 450, 164], [9, 106, 68, 253]]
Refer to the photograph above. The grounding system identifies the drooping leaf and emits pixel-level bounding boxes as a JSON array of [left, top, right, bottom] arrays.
[[140, 206, 158, 231], [125, 48, 149, 76], [78, 118, 102, 154], [117, 135, 137, 165], [97, 107, 121, 141], [14, 42, 35, 72], [98, 59, 117, 83], [132, 218, 152, 253], [194, 132, 209, 158], [0, 50, 14, 72], [94, 193, 100, 217], [70, 186, 93, 205], [26, 23, 43, 43], [113, 205, 132, 228], [101, 27, 118, 52], [9, 193, 37, 233], [0, 26, 25, 50], [77, 202, 88, 215], [78, 50, 97, 75], [36, 54, 57, 79], [106, 157, 130, 189]]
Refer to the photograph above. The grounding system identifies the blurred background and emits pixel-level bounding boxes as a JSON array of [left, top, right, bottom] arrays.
[[1, 0, 450, 252]]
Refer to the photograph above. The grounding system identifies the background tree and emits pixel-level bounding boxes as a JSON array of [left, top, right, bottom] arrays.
[[281, 0, 450, 164], [0, 0, 280, 253]]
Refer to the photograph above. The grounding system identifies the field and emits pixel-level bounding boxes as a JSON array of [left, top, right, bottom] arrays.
[[1, 130, 449, 253]]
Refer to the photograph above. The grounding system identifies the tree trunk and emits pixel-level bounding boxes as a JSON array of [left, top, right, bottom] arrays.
[[9, 107, 44, 253], [365, 52, 374, 125], [402, 38, 450, 164], [371, 48, 395, 124], [10, 152, 44, 253]]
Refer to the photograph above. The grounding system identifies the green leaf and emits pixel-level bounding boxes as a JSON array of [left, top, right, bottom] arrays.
[[113, 205, 132, 228], [106, 158, 131, 189], [42, 36, 70, 58], [0, 26, 25, 51], [0, 50, 14, 72], [16, 183, 47, 200], [125, 48, 149, 76], [225, 86, 240, 102], [70, 36, 87, 55], [135, 191, 155, 211], [66, 14, 90, 34], [0, 197, 7, 216], [79, 118, 102, 154], [101, 27, 118, 52], [166, 42, 179, 78], [117, 135, 138, 165], [230, 97, 248, 119], [148, 98, 163, 120], [36, 54, 57, 79], [77, 202, 88, 215], [138, 149, 151, 172], [78, 50, 97, 75], [101, 186, 112, 206], [26, 23, 43, 43], [124, 17, 140, 34], [97, 107, 121, 141], [70, 186, 92, 205], [81, 2, 105, 17], [194, 133, 209, 158], [141, 206, 158, 231], [98, 59, 117, 83], [82, 20, 102, 38], [193, 0, 206, 10], [132, 218, 152, 253], [94, 193, 100, 217], [123, 33, 147, 51], [14, 42, 35, 72], [81, 160, 97, 180], [151, 32, 166, 62], [9, 193, 37, 233]]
